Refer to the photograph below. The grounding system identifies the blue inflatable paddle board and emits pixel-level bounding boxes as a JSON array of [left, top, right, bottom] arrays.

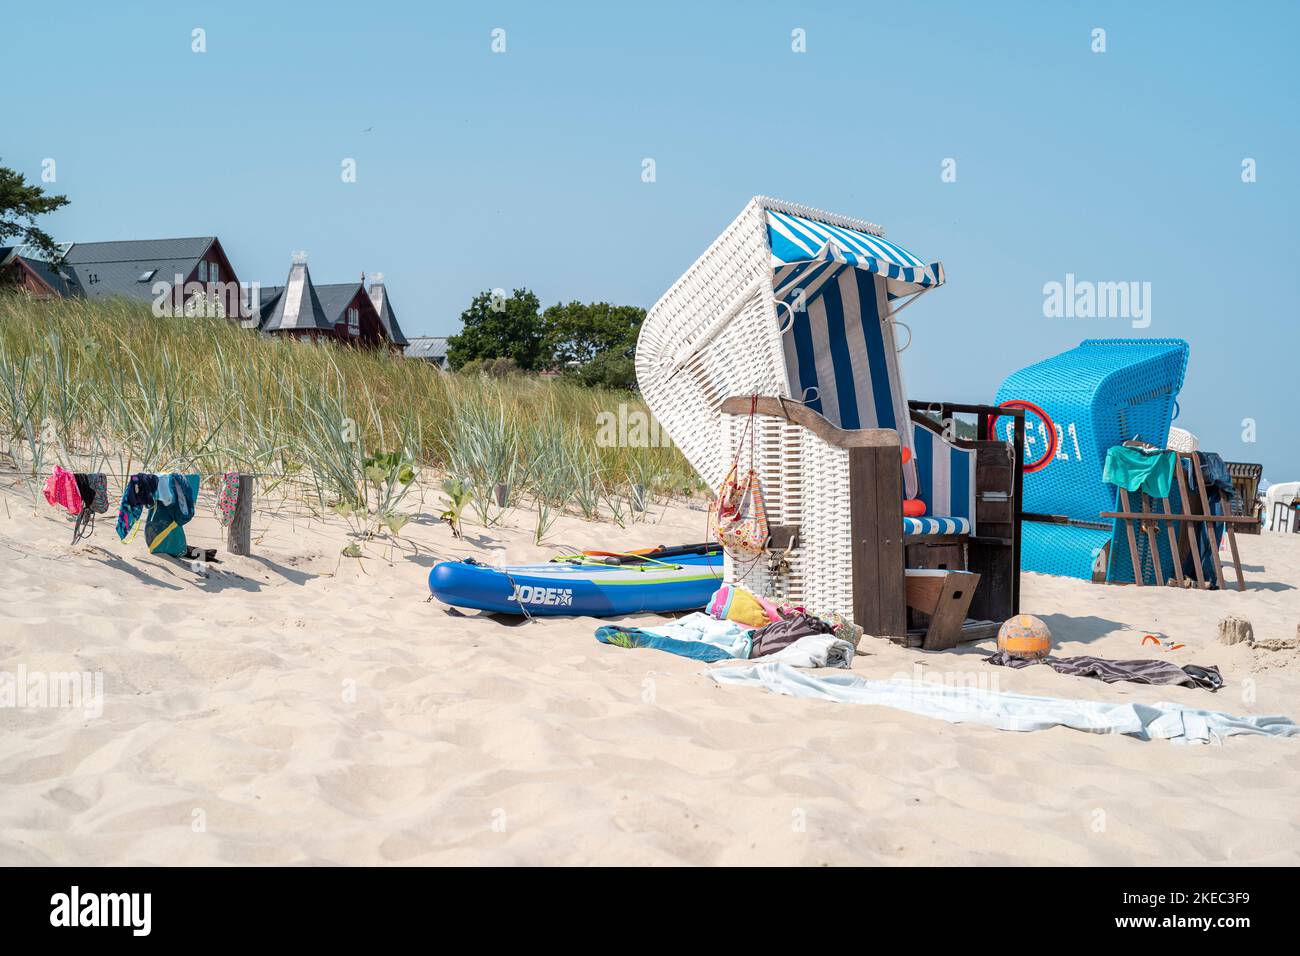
[[428, 543, 723, 617]]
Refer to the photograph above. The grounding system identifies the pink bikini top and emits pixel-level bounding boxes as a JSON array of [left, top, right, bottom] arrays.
[[43, 465, 84, 516]]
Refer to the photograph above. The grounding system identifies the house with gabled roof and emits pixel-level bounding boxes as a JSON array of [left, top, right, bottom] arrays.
[[57, 236, 244, 316], [247, 254, 409, 350], [249, 254, 331, 337], [4, 234, 410, 350], [316, 281, 384, 344], [0, 243, 79, 298], [366, 274, 408, 349]]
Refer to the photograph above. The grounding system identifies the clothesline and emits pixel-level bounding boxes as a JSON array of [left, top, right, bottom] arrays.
[[0, 469, 273, 479], [39, 465, 252, 555]]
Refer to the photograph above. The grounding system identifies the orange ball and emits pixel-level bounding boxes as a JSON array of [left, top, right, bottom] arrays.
[[998, 614, 1052, 660]]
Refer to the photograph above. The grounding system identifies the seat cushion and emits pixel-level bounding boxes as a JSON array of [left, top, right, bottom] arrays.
[[912, 423, 977, 534], [904, 516, 970, 536]]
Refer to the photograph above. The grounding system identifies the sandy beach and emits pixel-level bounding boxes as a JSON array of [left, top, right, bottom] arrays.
[[2, 479, 1297, 866]]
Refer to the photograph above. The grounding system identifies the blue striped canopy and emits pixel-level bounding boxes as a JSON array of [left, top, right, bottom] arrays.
[[766, 210, 944, 297], [765, 209, 946, 502]]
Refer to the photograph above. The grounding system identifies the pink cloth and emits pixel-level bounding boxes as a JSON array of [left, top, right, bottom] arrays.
[[756, 594, 783, 623], [43, 465, 83, 516]]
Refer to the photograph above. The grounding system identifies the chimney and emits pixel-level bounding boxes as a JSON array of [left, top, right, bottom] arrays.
[[282, 251, 311, 327]]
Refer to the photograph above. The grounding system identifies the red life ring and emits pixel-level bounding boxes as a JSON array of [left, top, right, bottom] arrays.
[[986, 399, 1058, 473]]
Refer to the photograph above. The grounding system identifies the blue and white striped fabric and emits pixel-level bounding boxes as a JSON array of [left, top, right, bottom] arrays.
[[767, 210, 944, 298], [774, 264, 920, 498], [912, 423, 977, 534], [774, 261, 920, 502], [904, 516, 971, 537], [766, 210, 947, 501]]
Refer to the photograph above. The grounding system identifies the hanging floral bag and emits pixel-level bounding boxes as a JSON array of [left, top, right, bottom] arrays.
[[710, 465, 769, 556], [709, 396, 769, 558]]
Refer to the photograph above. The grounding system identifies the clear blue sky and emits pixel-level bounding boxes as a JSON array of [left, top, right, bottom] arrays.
[[5, 1, 1298, 478]]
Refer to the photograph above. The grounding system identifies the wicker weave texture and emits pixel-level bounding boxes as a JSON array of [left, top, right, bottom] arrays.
[[1166, 426, 1199, 453], [637, 200, 788, 490], [1021, 521, 1115, 581], [716, 405, 858, 618], [994, 338, 1189, 578], [994, 338, 1189, 521], [640, 197, 970, 622]]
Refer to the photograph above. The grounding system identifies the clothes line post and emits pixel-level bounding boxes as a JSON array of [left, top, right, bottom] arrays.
[[228, 474, 254, 556]]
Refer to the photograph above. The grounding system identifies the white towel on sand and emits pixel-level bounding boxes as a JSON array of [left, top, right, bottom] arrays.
[[708, 663, 1300, 744]]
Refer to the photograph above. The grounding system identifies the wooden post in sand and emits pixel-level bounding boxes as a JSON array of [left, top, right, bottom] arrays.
[[227, 474, 254, 556]]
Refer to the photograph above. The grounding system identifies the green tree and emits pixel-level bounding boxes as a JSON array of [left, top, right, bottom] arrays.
[[446, 289, 547, 371], [543, 301, 645, 369], [459, 356, 521, 378], [0, 162, 70, 260], [567, 350, 638, 390]]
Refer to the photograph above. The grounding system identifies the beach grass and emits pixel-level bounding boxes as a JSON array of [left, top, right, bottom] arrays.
[[0, 295, 698, 530]]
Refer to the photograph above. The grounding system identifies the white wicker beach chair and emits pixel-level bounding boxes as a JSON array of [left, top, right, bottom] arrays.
[[638, 197, 983, 638], [1166, 426, 1200, 453]]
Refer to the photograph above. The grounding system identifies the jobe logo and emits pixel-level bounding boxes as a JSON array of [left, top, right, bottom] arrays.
[[508, 584, 574, 607]]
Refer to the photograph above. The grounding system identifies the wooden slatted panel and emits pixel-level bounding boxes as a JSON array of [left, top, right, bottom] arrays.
[[850, 445, 905, 638]]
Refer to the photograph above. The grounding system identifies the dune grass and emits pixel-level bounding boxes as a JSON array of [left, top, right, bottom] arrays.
[[0, 294, 697, 537]]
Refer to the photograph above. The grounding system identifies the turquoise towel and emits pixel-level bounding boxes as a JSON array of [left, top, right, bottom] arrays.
[[1103, 446, 1177, 498]]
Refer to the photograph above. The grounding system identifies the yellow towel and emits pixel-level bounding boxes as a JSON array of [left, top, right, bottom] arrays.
[[707, 584, 771, 629]]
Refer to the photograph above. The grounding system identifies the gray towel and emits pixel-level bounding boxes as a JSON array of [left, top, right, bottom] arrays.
[[985, 652, 1223, 691]]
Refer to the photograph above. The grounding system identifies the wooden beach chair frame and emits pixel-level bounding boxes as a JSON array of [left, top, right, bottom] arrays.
[[1100, 451, 1251, 591], [716, 395, 1024, 649], [1224, 461, 1264, 534]]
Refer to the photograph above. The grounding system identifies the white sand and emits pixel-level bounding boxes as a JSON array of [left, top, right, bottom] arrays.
[[1, 478, 1298, 866]]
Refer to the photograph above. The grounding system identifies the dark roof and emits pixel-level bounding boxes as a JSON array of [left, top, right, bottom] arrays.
[[24, 257, 81, 296], [244, 285, 283, 329], [250, 277, 409, 346], [260, 262, 334, 333], [314, 283, 365, 325], [63, 237, 214, 264], [60, 237, 216, 302], [404, 336, 449, 361], [0, 246, 82, 296], [368, 281, 409, 346]]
